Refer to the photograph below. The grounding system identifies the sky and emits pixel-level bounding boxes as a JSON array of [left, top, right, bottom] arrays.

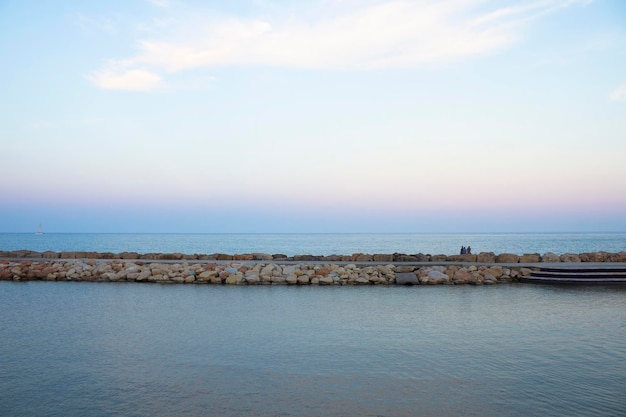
[[1, 0, 625, 233]]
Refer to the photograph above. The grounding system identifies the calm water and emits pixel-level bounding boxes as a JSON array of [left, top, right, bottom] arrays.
[[1, 232, 625, 256], [1, 282, 625, 417]]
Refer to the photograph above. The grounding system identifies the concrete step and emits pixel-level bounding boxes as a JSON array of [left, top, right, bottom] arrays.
[[524, 267, 626, 284]]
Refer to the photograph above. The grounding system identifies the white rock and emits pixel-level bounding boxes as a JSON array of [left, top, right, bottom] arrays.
[[427, 270, 449, 284]]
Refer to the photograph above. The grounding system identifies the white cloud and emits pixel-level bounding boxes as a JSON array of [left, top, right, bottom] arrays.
[[471, 0, 583, 26], [88, 0, 588, 91], [609, 84, 626, 102], [131, 3, 512, 71], [86, 68, 162, 91]]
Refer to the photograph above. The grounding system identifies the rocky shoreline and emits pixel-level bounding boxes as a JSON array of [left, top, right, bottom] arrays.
[[1, 250, 625, 285], [2, 249, 626, 263], [2, 259, 529, 285]]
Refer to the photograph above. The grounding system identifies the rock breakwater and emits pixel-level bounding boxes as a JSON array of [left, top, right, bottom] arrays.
[[0, 259, 533, 285], [2, 250, 625, 263], [2, 251, 624, 286]]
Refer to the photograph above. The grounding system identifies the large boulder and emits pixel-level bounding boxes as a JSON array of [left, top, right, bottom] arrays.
[[560, 253, 581, 263], [197, 270, 218, 281], [395, 272, 418, 285], [297, 275, 311, 285], [394, 254, 419, 262], [159, 253, 183, 260], [244, 272, 261, 284], [225, 273, 245, 285], [608, 252, 626, 262], [540, 252, 560, 262], [136, 269, 151, 281], [520, 268, 533, 276], [453, 269, 473, 284], [424, 270, 449, 284], [496, 253, 519, 263], [482, 273, 497, 284], [373, 254, 394, 262], [483, 266, 503, 279], [293, 255, 319, 261], [260, 263, 279, 279], [579, 252, 609, 262], [318, 276, 334, 285], [476, 252, 496, 263], [270, 275, 287, 284], [252, 253, 273, 261], [519, 253, 540, 263]]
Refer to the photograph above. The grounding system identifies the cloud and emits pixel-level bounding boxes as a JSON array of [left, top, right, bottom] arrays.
[[132, 4, 512, 71], [88, 0, 588, 91], [86, 67, 162, 91], [471, 0, 589, 26], [609, 84, 626, 102]]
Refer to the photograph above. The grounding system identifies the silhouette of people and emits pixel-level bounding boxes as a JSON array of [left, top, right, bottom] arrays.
[[467, 246, 472, 255], [460, 246, 466, 255]]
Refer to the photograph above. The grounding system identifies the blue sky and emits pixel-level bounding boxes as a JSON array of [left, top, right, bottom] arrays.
[[1, 0, 625, 233]]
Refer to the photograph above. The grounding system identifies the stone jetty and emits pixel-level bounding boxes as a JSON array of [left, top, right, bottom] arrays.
[[1, 259, 529, 285], [1, 250, 624, 285], [2, 249, 626, 263]]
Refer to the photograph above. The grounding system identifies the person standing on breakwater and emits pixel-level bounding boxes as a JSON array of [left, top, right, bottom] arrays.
[[460, 246, 467, 254], [467, 246, 472, 254]]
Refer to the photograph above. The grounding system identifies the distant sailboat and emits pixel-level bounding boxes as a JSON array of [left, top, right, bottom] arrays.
[[36, 224, 44, 235]]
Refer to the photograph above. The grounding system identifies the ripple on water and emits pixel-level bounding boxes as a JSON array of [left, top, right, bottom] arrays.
[[0, 283, 625, 417]]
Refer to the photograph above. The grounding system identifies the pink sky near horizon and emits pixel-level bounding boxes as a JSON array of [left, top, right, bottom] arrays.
[[3, 180, 625, 233]]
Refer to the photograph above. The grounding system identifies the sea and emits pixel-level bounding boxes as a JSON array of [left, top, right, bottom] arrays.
[[1, 233, 625, 416], [1, 232, 625, 256]]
